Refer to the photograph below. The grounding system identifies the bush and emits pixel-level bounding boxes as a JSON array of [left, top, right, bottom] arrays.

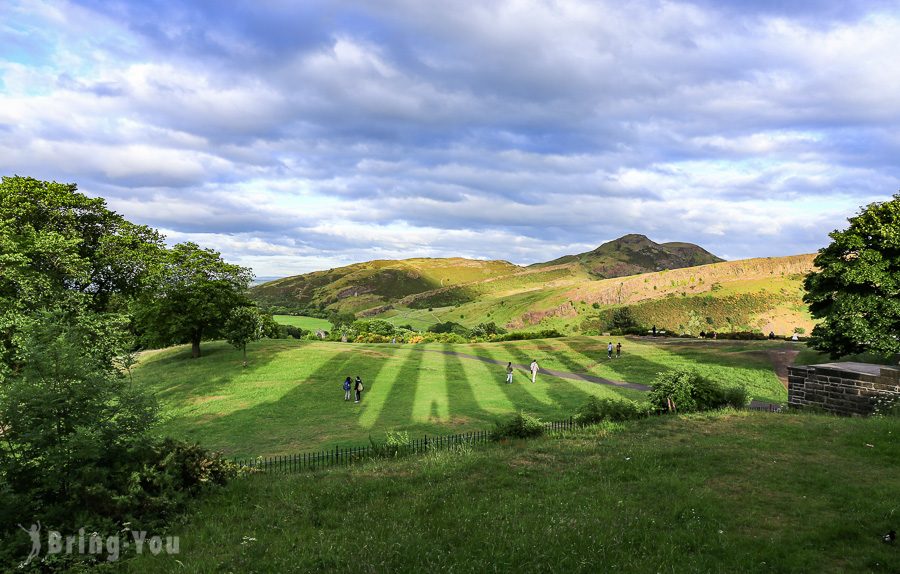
[[495, 329, 563, 342], [493, 412, 545, 439], [872, 395, 900, 418], [428, 321, 471, 337], [352, 319, 395, 337], [723, 386, 750, 409], [369, 430, 412, 458], [575, 397, 651, 424], [470, 321, 507, 337], [648, 368, 734, 413], [285, 325, 307, 339]]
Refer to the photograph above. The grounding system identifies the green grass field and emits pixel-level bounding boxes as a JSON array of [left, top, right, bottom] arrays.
[[273, 315, 333, 331], [135, 339, 645, 458], [442, 336, 788, 404], [128, 410, 900, 573], [135, 337, 788, 458]]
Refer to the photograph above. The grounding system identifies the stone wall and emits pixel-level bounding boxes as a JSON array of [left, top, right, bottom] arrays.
[[787, 362, 900, 416]]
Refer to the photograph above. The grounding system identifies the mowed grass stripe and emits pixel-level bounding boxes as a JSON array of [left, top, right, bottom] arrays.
[[135, 337, 789, 456]]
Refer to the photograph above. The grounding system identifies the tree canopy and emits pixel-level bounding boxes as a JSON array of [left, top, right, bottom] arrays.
[[0, 176, 163, 379], [135, 242, 253, 358], [803, 193, 900, 359]]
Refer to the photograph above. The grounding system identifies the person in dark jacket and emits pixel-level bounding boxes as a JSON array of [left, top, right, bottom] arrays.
[[355, 376, 364, 403]]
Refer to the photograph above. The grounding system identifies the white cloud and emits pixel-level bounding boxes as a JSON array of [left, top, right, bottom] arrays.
[[1, 0, 898, 276]]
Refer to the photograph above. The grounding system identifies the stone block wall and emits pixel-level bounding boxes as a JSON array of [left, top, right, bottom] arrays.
[[787, 363, 900, 416]]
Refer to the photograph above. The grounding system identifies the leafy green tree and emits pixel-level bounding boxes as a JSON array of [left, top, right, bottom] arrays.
[[135, 243, 253, 358], [0, 176, 163, 379], [471, 321, 507, 337], [804, 193, 900, 359], [225, 306, 264, 363], [610, 307, 638, 330], [0, 313, 158, 523]]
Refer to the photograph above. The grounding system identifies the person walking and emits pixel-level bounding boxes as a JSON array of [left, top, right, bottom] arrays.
[[607, 342, 613, 359], [343, 376, 352, 401], [354, 376, 364, 403], [615, 342, 622, 359], [505, 362, 514, 384], [530, 359, 539, 383]]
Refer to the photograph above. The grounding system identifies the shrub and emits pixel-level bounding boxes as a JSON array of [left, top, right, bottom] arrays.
[[285, 325, 307, 339], [723, 386, 750, 409], [872, 395, 900, 418], [648, 368, 733, 413], [495, 329, 563, 341], [428, 321, 471, 337], [492, 412, 545, 439], [369, 430, 412, 458], [470, 321, 507, 337], [610, 307, 639, 330], [575, 397, 651, 424]]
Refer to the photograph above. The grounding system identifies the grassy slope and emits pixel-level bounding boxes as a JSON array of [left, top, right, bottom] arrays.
[[273, 315, 333, 331], [135, 339, 645, 458], [128, 411, 900, 573], [252, 258, 521, 314], [134, 337, 787, 458], [374, 255, 817, 336]]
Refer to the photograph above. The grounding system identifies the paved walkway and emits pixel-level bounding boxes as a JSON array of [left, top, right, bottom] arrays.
[[414, 347, 781, 411]]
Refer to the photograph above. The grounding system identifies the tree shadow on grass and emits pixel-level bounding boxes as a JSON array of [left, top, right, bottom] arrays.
[[366, 348, 425, 431], [441, 344, 509, 428], [557, 338, 667, 388], [150, 341, 398, 457], [138, 340, 292, 405]]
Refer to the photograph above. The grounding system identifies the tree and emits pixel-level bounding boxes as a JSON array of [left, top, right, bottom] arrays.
[[135, 243, 253, 358], [803, 193, 900, 359], [0, 312, 158, 524], [225, 306, 264, 364], [610, 307, 638, 330], [0, 176, 163, 381]]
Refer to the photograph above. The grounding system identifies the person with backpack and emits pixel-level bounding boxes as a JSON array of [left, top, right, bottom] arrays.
[[343, 376, 352, 401], [354, 376, 364, 403], [615, 342, 622, 358], [505, 362, 514, 384]]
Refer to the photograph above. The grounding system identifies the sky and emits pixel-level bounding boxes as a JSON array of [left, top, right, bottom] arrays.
[[2, 0, 899, 278]]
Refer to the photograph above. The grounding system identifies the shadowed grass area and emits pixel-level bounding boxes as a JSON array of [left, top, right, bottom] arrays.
[[128, 411, 900, 573], [135, 339, 645, 457]]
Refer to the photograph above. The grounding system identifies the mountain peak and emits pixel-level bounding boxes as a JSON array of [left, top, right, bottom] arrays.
[[535, 234, 723, 278]]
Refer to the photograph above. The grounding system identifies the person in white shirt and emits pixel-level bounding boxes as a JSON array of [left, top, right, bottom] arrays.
[[530, 359, 539, 383]]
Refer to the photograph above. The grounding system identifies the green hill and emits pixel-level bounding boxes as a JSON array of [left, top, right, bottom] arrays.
[[251, 257, 520, 314], [250, 238, 816, 337], [532, 234, 724, 277]]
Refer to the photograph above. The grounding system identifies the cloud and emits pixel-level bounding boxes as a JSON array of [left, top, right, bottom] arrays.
[[2, 0, 899, 277]]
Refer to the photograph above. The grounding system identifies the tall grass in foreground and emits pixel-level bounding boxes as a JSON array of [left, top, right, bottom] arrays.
[[128, 411, 900, 573]]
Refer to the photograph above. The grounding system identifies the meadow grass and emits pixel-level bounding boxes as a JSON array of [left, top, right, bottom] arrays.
[[273, 315, 333, 331], [443, 336, 789, 404], [127, 410, 900, 573], [134, 339, 644, 458]]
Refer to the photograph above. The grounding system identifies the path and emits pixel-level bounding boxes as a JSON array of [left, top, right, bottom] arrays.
[[412, 347, 782, 411], [767, 349, 800, 389]]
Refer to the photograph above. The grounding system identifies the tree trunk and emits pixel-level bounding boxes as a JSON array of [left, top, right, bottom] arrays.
[[191, 336, 201, 358]]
